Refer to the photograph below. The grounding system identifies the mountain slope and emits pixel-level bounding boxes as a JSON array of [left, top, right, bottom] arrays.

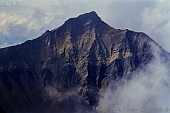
[[0, 11, 169, 113]]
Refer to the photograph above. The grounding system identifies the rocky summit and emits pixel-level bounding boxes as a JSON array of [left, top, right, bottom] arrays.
[[0, 11, 169, 113]]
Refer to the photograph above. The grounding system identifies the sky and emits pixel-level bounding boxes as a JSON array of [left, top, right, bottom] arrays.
[[0, 0, 170, 52]]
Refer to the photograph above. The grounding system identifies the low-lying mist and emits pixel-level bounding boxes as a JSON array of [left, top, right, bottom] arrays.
[[43, 86, 97, 113], [42, 42, 170, 113], [97, 43, 170, 113]]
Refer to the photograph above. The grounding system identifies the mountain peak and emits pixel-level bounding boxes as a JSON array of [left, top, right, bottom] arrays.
[[77, 11, 101, 20], [53, 11, 108, 35], [63, 11, 102, 27]]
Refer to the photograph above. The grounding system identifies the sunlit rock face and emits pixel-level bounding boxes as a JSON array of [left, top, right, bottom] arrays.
[[0, 11, 169, 113]]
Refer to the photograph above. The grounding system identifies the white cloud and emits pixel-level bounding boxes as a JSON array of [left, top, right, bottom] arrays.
[[0, 42, 10, 48], [0, 42, 22, 48], [0, 0, 170, 53], [140, 0, 170, 52], [0, 12, 40, 46], [0, 2, 66, 46], [97, 42, 170, 113]]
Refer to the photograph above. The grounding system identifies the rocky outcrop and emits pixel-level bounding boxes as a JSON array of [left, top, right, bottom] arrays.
[[0, 11, 169, 113]]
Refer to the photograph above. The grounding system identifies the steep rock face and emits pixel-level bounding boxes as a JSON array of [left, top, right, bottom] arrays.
[[0, 11, 168, 113]]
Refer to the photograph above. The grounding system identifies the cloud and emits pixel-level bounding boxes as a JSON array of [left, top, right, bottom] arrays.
[[43, 86, 77, 102], [0, 42, 22, 48], [97, 42, 170, 113], [0, 0, 170, 53], [140, 0, 170, 52], [0, 42, 10, 48], [0, 0, 78, 46], [42, 86, 96, 113], [0, 3, 65, 48], [0, 12, 39, 47]]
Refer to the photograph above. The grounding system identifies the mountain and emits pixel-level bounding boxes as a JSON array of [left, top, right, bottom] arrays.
[[0, 11, 169, 113]]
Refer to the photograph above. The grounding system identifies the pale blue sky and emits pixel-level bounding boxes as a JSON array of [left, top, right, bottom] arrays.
[[0, 0, 170, 52]]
